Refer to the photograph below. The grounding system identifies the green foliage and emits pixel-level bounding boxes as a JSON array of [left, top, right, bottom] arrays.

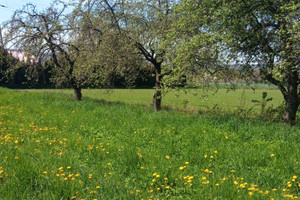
[[166, 0, 300, 123], [163, 0, 240, 90], [0, 49, 42, 85], [0, 49, 18, 83]]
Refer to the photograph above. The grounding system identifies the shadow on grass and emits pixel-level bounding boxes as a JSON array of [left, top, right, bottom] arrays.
[[62, 92, 300, 126], [8, 87, 299, 126]]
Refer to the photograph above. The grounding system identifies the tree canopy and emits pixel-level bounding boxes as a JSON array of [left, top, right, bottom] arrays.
[[2, 0, 299, 123], [167, 0, 299, 123]]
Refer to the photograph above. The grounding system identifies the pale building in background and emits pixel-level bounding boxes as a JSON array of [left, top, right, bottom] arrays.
[[7, 50, 38, 64]]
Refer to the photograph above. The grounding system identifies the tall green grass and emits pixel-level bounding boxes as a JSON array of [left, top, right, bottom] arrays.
[[0, 87, 299, 199]]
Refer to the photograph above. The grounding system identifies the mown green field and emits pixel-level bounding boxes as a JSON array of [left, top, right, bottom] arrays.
[[0, 87, 299, 199], [26, 87, 284, 116]]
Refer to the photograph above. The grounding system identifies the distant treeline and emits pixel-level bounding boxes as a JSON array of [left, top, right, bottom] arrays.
[[0, 49, 155, 89]]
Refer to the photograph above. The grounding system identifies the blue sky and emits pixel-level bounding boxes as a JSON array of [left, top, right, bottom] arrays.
[[0, 0, 69, 24]]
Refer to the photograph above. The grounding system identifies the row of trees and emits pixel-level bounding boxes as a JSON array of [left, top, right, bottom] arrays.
[[1, 0, 299, 124]]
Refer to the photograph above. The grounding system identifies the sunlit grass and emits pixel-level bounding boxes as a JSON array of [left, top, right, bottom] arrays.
[[0, 87, 299, 199], [25, 87, 284, 115]]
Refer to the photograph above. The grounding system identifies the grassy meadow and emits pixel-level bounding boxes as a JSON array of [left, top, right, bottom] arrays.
[[0, 87, 300, 199], [27, 86, 285, 116]]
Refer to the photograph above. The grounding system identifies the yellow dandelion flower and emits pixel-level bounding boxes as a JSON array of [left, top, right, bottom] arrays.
[[166, 155, 170, 160], [264, 190, 269, 195]]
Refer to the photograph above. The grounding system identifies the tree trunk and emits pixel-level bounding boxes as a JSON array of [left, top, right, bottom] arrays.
[[283, 81, 299, 124], [153, 90, 162, 111], [266, 69, 299, 124], [152, 65, 162, 111], [73, 86, 82, 101]]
